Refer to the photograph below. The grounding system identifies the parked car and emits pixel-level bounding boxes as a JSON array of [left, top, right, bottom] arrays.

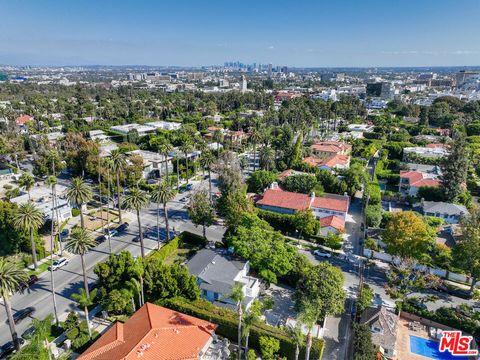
[[16, 275, 39, 292], [0, 338, 25, 358], [95, 235, 107, 243], [60, 229, 69, 241], [132, 235, 140, 243], [313, 249, 332, 258], [104, 228, 118, 237], [116, 222, 129, 233], [12, 307, 35, 324], [408, 299, 428, 310], [21, 326, 36, 339], [48, 257, 69, 271], [433, 282, 472, 299], [185, 184, 193, 191]]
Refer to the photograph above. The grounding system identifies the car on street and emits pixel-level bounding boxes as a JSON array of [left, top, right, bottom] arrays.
[[16, 275, 39, 292], [116, 222, 129, 233], [95, 235, 107, 243], [104, 228, 118, 237], [12, 307, 35, 324], [60, 229, 69, 241], [185, 183, 193, 191], [48, 257, 69, 271], [312, 249, 332, 258], [21, 326, 36, 339], [0, 338, 25, 358], [132, 235, 140, 243]]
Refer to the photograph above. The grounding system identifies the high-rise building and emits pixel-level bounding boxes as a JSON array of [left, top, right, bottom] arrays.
[[268, 63, 272, 78], [366, 82, 394, 100], [456, 70, 479, 87], [241, 75, 247, 93]]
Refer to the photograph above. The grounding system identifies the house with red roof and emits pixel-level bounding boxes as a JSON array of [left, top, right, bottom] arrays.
[[15, 114, 34, 126], [303, 154, 350, 171], [311, 141, 352, 158], [255, 183, 349, 220], [78, 303, 224, 360], [399, 170, 441, 196], [319, 215, 345, 236]]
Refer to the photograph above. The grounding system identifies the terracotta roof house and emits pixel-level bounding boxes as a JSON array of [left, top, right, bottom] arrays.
[[311, 141, 352, 158], [255, 183, 349, 220], [277, 169, 309, 182], [319, 215, 345, 236], [303, 154, 350, 171], [78, 303, 221, 360], [15, 115, 34, 130], [399, 170, 441, 196]]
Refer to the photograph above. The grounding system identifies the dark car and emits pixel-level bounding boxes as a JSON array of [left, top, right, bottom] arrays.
[[95, 235, 107, 243], [60, 229, 69, 241], [0, 339, 25, 358], [116, 222, 129, 233], [16, 275, 38, 292], [104, 228, 118, 237], [21, 326, 36, 339], [13, 307, 35, 324], [449, 288, 472, 300], [132, 235, 140, 243]]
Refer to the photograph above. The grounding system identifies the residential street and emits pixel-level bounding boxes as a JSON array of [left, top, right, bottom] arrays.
[[0, 182, 225, 346]]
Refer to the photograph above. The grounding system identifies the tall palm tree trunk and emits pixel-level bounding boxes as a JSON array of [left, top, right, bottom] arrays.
[[185, 153, 189, 183], [3, 296, 20, 350], [84, 305, 92, 339], [139, 274, 145, 306], [137, 209, 145, 259], [305, 331, 312, 360], [156, 201, 160, 250], [253, 143, 257, 172], [164, 203, 170, 242], [176, 157, 180, 190], [208, 168, 212, 203], [80, 254, 90, 298], [79, 204, 85, 229], [30, 228, 38, 269], [50, 196, 59, 326], [116, 172, 122, 223], [295, 344, 300, 360], [244, 334, 250, 359], [164, 154, 169, 181], [237, 306, 243, 360]]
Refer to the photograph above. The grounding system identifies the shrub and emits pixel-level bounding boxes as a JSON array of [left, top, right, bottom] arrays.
[[259, 336, 280, 360], [162, 297, 324, 359], [257, 209, 319, 237], [147, 236, 181, 263], [365, 204, 382, 227], [364, 182, 381, 205], [71, 208, 81, 217]]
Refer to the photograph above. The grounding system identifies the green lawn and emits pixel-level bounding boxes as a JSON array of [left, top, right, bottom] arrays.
[[163, 244, 201, 265], [26, 260, 51, 277]]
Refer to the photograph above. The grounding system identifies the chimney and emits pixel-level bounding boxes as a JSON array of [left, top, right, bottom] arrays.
[[270, 182, 279, 190]]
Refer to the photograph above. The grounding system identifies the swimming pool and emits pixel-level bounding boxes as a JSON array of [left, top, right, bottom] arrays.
[[410, 335, 458, 360]]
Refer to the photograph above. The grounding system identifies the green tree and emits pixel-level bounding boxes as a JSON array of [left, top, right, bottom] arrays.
[[180, 142, 193, 183], [298, 304, 320, 360], [259, 146, 275, 171], [199, 151, 215, 202], [295, 262, 346, 319], [188, 190, 215, 239], [441, 131, 469, 202], [0, 257, 28, 350], [382, 211, 432, 261], [259, 336, 280, 360], [286, 322, 305, 360], [250, 129, 262, 172], [17, 173, 34, 201], [282, 174, 317, 194], [453, 208, 480, 291], [290, 131, 303, 166], [293, 209, 320, 237], [122, 187, 150, 259], [66, 177, 93, 229], [353, 323, 378, 360], [102, 288, 133, 315], [109, 149, 127, 223], [242, 301, 263, 357], [65, 228, 96, 297], [71, 288, 97, 339], [357, 284, 374, 315], [13, 202, 43, 269], [150, 182, 176, 246], [246, 170, 278, 194]]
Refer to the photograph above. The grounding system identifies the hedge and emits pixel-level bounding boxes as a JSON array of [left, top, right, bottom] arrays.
[[257, 209, 297, 235], [399, 302, 480, 339], [147, 236, 181, 263], [162, 297, 324, 359], [363, 182, 381, 205]]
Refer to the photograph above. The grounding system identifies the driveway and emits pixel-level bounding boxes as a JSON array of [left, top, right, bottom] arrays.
[[263, 284, 296, 327]]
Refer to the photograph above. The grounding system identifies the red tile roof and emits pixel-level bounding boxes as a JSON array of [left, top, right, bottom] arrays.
[[320, 215, 345, 231], [311, 141, 352, 154], [400, 171, 441, 188], [303, 154, 350, 168], [256, 188, 349, 213], [78, 303, 216, 360], [15, 115, 33, 125], [426, 143, 448, 149]]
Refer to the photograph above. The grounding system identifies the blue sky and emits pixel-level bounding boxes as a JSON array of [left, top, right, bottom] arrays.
[[0, 0, 479, 67]]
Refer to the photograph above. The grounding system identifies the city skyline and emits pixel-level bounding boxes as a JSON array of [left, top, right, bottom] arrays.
[[0, 0, 479, 67]]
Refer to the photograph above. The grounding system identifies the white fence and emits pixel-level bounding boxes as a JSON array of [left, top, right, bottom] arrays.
[[363, 249, 475, 286]]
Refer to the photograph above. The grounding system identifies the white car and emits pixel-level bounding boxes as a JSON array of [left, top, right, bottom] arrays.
[[49, 257, 69, 271], [313, 249, 332, 258]]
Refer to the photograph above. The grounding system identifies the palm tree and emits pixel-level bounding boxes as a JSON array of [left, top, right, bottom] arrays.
[[287, 322, 305, 360], [46, 175, 60, 326], [66, 177, 93, 229], [259, 146, 275, 171], [200, 151, 215, 203], [65, 227, 96, 297], [11, 314, 56, 360], [242, 301, 262, 358], [122, 187, 150, 259], [125, 278, 141, 312], [18, 173, 34, 201], [230, 283, 244, 360], [0, 257, 28, 350], [109, 149, 127, 223], [180, 143, 193, 183], [71, 288, 97, 340], [157, 142, 173, 181], [250, 129, 261, 172], [131, 257, 145, 306], [299, 304, 320, 360], [13, 202, 43, 269], [150, 182, 176, 247]]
